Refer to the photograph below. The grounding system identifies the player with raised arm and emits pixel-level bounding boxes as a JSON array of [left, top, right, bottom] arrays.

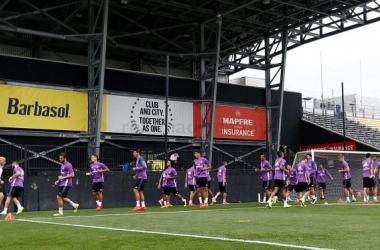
[[0, 161, 24, 215], [193, 150, 212, 209], [89, 154, 109, 211], [316, 163, 333, 201], [338, 154, 356, 203], [132, 149, 148, 211], [296, 158, 310, 207], [0, 157, 5, 212], [214, 161, 228, 204], [306, 153, 318, 204], [184, 165, 196, 206], [162, 160, 187, 207], [255, 154, 273, 204], [361, 153, 378, 204], [267, 151, 289, 209], [53, 153, 79, 216]]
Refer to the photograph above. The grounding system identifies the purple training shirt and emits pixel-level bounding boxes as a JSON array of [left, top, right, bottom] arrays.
[[90, 162, 107, 183], [274, 158, 286, 180], [60, 161, 73, 187], [193, 158, 210, 178], [11, 166, 24, 187], [288, 168, 297, 186], [316, 167, 332, 183], [296, 162, 308, 183], [164, 167, 178, 188], [377, 162, 380, 179], [135, 157, 147, 180], [362, 159, 373, 178], [341, 161, 351, 180], [260, 160, 272, 181], [186, 167, 195, 185], [218, 166, 227, 183]]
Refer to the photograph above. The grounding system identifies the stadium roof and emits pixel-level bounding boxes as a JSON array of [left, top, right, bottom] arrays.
[[1, 0, 380, 75]]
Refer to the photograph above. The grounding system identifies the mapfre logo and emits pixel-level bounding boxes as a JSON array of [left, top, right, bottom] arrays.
[[7, 98, 70, 118]]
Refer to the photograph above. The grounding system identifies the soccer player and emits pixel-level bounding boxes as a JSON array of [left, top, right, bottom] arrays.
[[338, 154, 356, 203], [184, 165, 196, 206], [296, 158, 310, 207], [306, 153, 318, 204], [207, 170, 216, 205], [286, 164, 298, 203], [373, 155, 380, 202], [316, 163, 333, 201], [89, 154, 109, 211], [267, 151, 290, 209], [214, 161, 228, 204], [255, 154, 273, 204], [53, 153, 79, 216], [162, 160, 187, 207], [158, 168, 169, 208], [193, 150, 212, 209], [0, 161, 24, 215], [0, 157, 5, 211], [361, 153, 378, 204], [132, 149, 148, 211]]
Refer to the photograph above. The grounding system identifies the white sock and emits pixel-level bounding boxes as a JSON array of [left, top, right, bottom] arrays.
[[70, 201, 77, 208], [182, 198, 186, 203], [284, 200, 288, 206], [136, 201, 140, 207], [164, 201, 167, 206], [198, 197, 202, 203], [223, 199, 226, 202], [302, 196, 306, 200], [96, 200, 100, 206], [204, 198, 208, 204], [59, 207, 63, 214], [367, 195, 369, 200], [17, 204, 22, 210], [263, 197, 267, 202], [98, 202, 102, 206], [351, 195, 355, 199], [346, 197, 350, 201], [189, 200, 193, 204], [374, 196, 378, 200], [214, 194, 219, 199], [141, 201, 146, 207], [307, 196, 310, 199], [3, 208, 8, 213]]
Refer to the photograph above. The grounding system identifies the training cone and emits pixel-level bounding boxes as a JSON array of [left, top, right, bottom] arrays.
[[5, 213, 15, 220], [295, 199, 299, 203], [338, 199, 344, 203]]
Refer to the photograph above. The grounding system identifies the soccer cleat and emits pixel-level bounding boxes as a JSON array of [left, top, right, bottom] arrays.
[[0, 211, 6, 215], [204, 203, 209, 208], [96, 205, 102, 211], [284, 204, 291, 208], [374, 200, 380, 203], [300, 198, 306, 207], [364, 201, 369, 204], [223, 201, 229, 204], [158, 199, 163, 207], [132, 206, 141, 211], [288, 198, 294, 202], [189, 203, 195, 206], [210, 199, 216, 205], [74, 204, 79, 213], [161, 205, 167, 208], [16, 206, 24, 215], [344, 200, 350, 204], [53, 213, 63, 217], [311, 198, 316, 205], [183, 199, 187, 207], [199, 203, 204, 209], [167, 203, 173, 207], [351, 198, 356, 202], [273, 197, 278, 204], [140, 207, 147, 211], [267, 201, 272, 209]]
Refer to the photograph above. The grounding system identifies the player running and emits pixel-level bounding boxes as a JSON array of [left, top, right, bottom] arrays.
[[53, 153, 79, 216], [184, 165, 196, 206], [255, 154, 273, 204], [193, 150, 212, 209], [267, 151, 290, 209], [158, 167, 169, 208], [296, 158, 310, 207], [338, 154, 356, 203], [361, 153, 378, 204], [132, 149, 148, 211], [306, 153, 318, 204], [1, 161, 24, 215], [162, 160, 187, 207], [89, 154, 109, 211], [214, 161, 228, 204], [316, 163, 333, 201]]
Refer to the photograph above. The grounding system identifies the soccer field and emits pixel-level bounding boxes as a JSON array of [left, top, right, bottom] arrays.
[[1, 200, 376, 250]]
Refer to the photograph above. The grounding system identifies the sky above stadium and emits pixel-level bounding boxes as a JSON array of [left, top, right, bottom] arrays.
[[230, 21, 380, 100]]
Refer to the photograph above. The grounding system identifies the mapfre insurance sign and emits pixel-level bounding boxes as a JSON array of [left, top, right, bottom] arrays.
[[194, 104, 266, 141]]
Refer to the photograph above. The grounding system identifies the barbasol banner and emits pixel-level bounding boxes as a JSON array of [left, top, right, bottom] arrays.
[[0, 85, 88, 131]]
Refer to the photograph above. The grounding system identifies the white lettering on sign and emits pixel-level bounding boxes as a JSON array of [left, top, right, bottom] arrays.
[[222, 118, 253, 125]]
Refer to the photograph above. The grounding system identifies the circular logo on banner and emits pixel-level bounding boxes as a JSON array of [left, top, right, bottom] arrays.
[[130, 98, 173, 135], [235, 110, 241, 117]]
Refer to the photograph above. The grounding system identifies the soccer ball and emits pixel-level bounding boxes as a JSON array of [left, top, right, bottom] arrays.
[[324, 202, 328, 205]]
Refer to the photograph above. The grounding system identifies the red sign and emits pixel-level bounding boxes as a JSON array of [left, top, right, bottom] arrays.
[[193, 104, 266, 141], [301, 142, 356, 151]]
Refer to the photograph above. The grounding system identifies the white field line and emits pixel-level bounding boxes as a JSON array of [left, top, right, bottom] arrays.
[[18, 218, 334, 250]]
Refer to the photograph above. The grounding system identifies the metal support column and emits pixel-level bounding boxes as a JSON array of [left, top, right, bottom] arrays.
[[87, 0, 109, 157], [199, 14, 222, 164], [265, 30, 288, 162]]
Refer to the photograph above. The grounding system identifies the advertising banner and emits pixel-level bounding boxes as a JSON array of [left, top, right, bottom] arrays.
[[301, 142, 356, 151], [105, 95, 194, 137], [193, 104, 266, 141], [0, 85, 88, 131]]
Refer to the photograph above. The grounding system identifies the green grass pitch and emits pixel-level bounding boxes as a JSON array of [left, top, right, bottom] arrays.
[[0, 199, 376, 250]]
